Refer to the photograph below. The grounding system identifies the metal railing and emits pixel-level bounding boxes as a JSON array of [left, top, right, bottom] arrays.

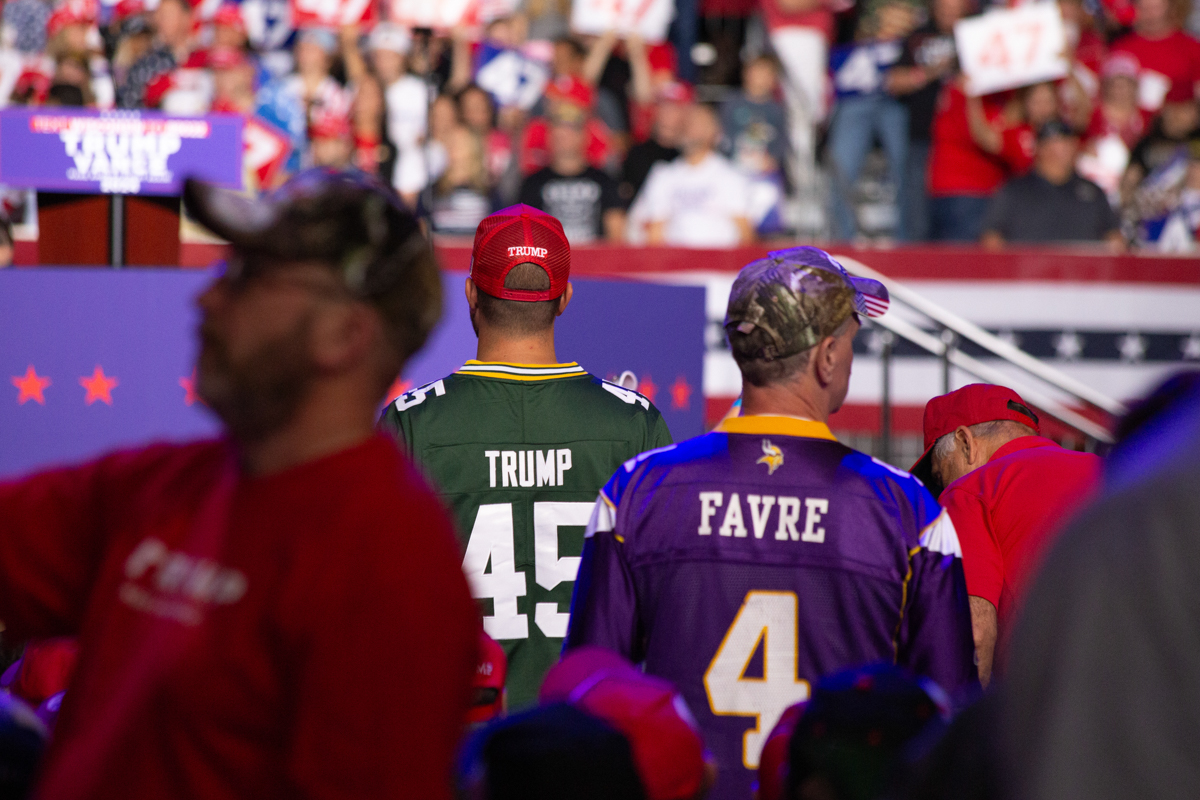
[[834, 254, 1126, 460]]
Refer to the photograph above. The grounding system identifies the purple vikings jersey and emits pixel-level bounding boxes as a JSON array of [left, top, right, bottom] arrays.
[[565, 415, 977, 800]]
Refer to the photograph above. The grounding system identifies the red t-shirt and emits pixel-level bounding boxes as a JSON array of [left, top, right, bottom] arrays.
[[1110, 30, 1200, 110], [940, 436, 1101, 631], [0, 435, 479, 800], [519, 117, 611, 175], [928, 84, 1035, 197]]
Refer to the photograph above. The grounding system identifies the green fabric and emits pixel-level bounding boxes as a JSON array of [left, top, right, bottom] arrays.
[[380, 368, 672, 709]]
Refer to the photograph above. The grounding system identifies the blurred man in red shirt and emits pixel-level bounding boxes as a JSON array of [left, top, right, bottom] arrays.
[[911, 384, 1101, 685], [1110, 0, 1200, 112], [0, 171, 480, 800]]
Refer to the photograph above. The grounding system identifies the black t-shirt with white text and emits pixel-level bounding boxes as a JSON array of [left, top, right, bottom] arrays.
[[519, 166, 622, 243]]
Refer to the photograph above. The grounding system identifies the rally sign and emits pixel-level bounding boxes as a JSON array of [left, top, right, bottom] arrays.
[[0, 108, 243, 195], [955, 3, 1068, 96], [291, 0, 374, 28], [390, 0, 473, 28], [570, 0, 674, 43], [243, 116, 293, 191]]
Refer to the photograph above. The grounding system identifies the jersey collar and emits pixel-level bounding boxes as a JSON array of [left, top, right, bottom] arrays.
[[456, 361, 588, 381], [715, 414, 837, 441]]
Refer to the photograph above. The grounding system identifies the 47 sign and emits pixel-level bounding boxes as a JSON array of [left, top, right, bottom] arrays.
[[954, 3, 1068, 96]]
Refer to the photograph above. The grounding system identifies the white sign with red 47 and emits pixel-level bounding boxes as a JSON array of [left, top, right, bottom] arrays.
[[570, 0, 675, 43], [954, 3, 1068, 97], [290, 0, 373, 27]]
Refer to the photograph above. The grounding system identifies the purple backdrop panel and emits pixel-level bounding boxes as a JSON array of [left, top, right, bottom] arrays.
[[0, 108, 243, 195], [0, 269, 704, 479]]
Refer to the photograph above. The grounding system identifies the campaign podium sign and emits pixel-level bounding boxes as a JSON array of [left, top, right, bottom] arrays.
[[0, 108, 243, 195], [955, 4, 1068, 97], [570, 0, 675, 43]]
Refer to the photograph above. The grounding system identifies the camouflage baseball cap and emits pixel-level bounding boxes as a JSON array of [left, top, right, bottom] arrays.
[[724, 247, 889, 362]]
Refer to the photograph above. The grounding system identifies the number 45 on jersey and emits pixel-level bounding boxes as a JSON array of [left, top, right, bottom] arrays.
[[462, 501, 593, 640]]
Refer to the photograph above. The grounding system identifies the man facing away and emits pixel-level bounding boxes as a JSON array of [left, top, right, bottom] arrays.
[[0, 169, 480, 800], [565, 246, 977, 800], [379, 204, 671, 710], [910, 384, 1101, 685]]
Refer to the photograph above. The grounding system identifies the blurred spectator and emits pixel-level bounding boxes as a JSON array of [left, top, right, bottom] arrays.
[[1002, 373, 1200, 800], [982, 120, 1124, 249], [1077, 53, 1152, 199], [425, 125, 494, 236], [1057, 0, 1108, 132], [0, 213, 13, 267], [756, 703, 806, 800], [540, 647, 712, 800], [369, 23, 427, 205], [786, 663, 951, 800], [458, 703, 646, 800], [283, 27, 352, 148], [620, 81, 690, 205], [309, 105, 355, 169], [910, 384, 1102, 685], [208, 46, 254, 113], [1122, 81, 1200, 246], [636, 104, 753, 246], [721, 54, 789, 235], [520, 75, 612, 175], [45, 3, 113, 107], [761, 0, 835, 195], [209, 3, 248, 51], [518, 104, 625, 243], [524, 0, 571, 43], [1110, 0, 1200, 113], [826, 0, 920, 241], [423, 94, 460, 190], [889, 0, 965, 241], [1124, 79, 1200, 183], [459, 84, 514, 194], [117, 0, 192, 108], [927, 82, 1043, 241]]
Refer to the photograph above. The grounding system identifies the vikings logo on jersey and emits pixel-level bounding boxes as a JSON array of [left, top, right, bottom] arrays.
[[757, 439, 784, 475]]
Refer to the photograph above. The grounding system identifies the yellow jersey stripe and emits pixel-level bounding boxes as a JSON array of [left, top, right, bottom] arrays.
[[715, 415, 838, 441], [457, 370, 587, 381]]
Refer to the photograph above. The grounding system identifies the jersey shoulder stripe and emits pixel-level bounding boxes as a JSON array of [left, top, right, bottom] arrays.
[[600, 432, 726, 513]]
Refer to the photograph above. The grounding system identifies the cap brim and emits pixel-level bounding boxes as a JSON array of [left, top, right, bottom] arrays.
[[183, 177, 278, 249], [909, 444, 939, 497], [848, 275, 889, 318]]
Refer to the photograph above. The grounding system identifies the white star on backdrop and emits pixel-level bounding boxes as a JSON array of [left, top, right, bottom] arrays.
[[1117, 332, 1147, 362], [1182, 334, 1200, 360], [1054, 331, 1084, 360]]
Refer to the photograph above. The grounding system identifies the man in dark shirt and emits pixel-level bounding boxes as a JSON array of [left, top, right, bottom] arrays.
[[519, 105, 625, 243], [982, 119, 1123, 248], [617, 83, 690, 205]]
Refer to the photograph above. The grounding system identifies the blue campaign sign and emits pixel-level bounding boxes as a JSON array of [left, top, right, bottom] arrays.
[[0, 269, 704, 478]]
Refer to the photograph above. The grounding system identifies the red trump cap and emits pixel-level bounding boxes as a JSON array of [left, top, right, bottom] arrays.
[[469, 632, 508, 725], [541, 647, 708, 800], [756, 702, 807, 800], [910, 383, 1040, 491], [470, 204, 570, 301]]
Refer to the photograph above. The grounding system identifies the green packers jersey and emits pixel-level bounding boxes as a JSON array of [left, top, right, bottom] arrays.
[[379, 360, 673, 709]]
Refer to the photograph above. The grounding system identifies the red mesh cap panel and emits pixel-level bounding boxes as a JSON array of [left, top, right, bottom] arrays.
[[470, 204, 571, 301]]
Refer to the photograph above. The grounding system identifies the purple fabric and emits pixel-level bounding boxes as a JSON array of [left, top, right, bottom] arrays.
[[566, 430, 977, 800]]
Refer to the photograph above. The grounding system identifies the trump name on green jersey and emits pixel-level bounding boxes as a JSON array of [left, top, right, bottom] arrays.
[[380, 361, 671, 708]]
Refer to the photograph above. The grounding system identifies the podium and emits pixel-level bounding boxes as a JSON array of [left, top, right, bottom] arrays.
[[38, 192, 181, 267]]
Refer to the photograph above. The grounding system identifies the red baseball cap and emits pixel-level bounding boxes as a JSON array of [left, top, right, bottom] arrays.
[[657, 80, 695, 104], [541, 648, 707, 800], [470, 204, 570, 301], [468, 632, 507, 724], [910, 384, 1041, 491], [212, 3, 246, 33], [12, 638, 79, 706], [545, 75, 595, 109], [756, 702, 807, 800]]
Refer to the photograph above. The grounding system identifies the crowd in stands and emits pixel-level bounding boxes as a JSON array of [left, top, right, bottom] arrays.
[[0, 0, 1198, 249]]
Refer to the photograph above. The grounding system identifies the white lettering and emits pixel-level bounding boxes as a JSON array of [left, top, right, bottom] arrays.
[[485, 450, 500, 488], [698, 492, 723, 535], [537, 450, 556, 487], [556, 448, 572, 486], [519, 451, 536, 488], [776, 497, 801, 541], [719, 492, 748, 538], [802, 498, 829, 543], [501, 451, 518, 488], [747, 495, 776, 539], [507, 245, 548, 259]]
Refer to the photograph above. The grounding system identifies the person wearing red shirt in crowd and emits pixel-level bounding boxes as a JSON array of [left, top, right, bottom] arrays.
[[519, 75, 612, 175], [1110, 0, 1200, 112], [1086, 53, 1154, 147], [0, 171, 480, 800], [926, 81, 1051, 240], [910, 384, 1101, 686]]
